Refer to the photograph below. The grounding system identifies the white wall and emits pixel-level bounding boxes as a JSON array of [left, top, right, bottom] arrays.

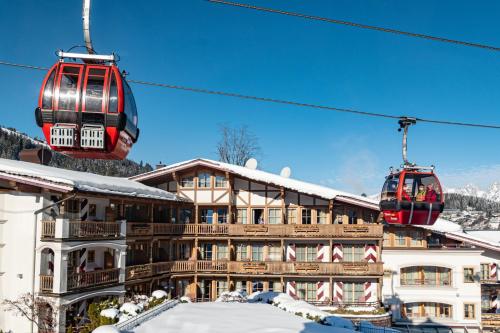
[[382, 249, 482, 327], [0, 192, 44, 333]]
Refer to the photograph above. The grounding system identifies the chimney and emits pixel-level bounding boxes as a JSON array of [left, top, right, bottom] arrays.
[[156, 161, 166, 170], [19, 148, 52, 165]]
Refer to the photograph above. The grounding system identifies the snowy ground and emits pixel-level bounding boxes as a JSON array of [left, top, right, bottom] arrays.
[[131, 302, 353, 333]]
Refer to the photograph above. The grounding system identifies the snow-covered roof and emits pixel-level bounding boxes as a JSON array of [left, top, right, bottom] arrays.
[[0, 158, 183, 201], [417, 218, 500, 252], [131, 158, 379, 210]]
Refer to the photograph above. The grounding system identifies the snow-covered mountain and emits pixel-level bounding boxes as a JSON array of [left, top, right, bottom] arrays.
[[446, 182, 500, 203]]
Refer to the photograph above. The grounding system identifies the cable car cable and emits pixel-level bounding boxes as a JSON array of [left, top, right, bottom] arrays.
[[1, 59, 500, 130], [207, 0, 500, 52]]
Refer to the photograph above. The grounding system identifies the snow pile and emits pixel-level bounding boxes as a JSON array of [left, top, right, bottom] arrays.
[[120, 302, 142, 316], [0, 158, 183, 201], [180, 296, 192, 303], [100, 308, 119, 319], [359, 321, 400, 333], [248, 292, 354, 329], [151, 290, 168, 299], [131, 302, 356, 333], [92, 325, 120, 333], [215, 290, 247, 303]]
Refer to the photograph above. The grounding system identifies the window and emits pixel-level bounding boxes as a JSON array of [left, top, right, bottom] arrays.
[[268, 245, 282, 261], [89, 204, 97, 218], [480, 264, 490, 280], [215, 175, 227, 188], [395, 231, 406, 246], [381, 174, 399, 201], [302, 209, 312, 224], [252, 281, 264, 292], [268, 208, 282, 224], [410, 231, 424, 246], [403, 302, 452, 319], [237, 209, 248, 224], [236, 280, 247, 293], [58, 66, 81, 111], [87, 250, 95, 263], [286, 208, 297, 224], [269, 281, 281, 292], [216, 280, 228, 297], [217, 244, 228, 260], [383, 232, 391, 246], [348, 210, 357, 224], [236, 244, 248, 261], [108, 73, 118, 113], [252, 244, 264, 261], [400, 266, 452, 286], [296, 282, 317, 301], [200, 243, 213, 260], [84, 68, 106, 112], [179, 243, 190, 259], [333, 208, 344, 224], [317, 209, 328, 224], [42, 69, 56, 109], [181, 176, 194, 188], [464, 268, 475, 283], [180, 209, 192, 224], [343, 244, 364, 262], [252, 209, 264, 224], [200, 209, 214, 224], [171, 208, 177, 223], [217, 208, 228, 224], [198, 173, 211, 188], [344, 282, 364, 303], [296, 244, 316, 262], [154, 205, 169, 223], [464, 304, 475, 319]]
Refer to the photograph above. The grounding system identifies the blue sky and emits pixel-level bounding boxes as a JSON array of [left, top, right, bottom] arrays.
[[1, 0, 500, 195]]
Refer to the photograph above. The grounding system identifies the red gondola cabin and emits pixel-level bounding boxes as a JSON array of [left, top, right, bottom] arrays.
[[35, 61, 139, 160], [380, 169, 444, 225]]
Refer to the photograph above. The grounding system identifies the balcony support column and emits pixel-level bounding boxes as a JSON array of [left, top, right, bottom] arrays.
[[118, 250, 127, 283], [54, 218, 69, 239], [53, 250, 67, 293]]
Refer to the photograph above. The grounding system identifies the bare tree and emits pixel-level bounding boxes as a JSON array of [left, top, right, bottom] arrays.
[[2, 293, 59, 332], [217, 125, 261, 166]]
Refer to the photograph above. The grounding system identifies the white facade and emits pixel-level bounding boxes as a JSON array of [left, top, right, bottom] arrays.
[[382, 249, 483, 329]]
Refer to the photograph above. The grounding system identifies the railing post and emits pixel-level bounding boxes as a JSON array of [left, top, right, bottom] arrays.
[[54, 218, 69, 239]]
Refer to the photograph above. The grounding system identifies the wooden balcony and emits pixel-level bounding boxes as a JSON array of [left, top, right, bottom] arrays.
[[482, 313, 500, 328], [125, 260, 383, 280], [145, 223, 382, 238], [67, 268, 120, 290], [39, 275, 54, 292], [41, 220, 122, 239], [41, 221, 55, 238], [227, 224, 383, 239]]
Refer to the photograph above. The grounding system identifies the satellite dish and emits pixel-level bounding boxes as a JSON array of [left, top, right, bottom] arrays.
[[280, 166, 292, 178], [245, 158, 258, 170]]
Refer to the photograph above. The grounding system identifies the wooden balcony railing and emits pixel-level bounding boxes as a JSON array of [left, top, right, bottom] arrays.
[[39, 275, 54, 292], [145, 223, 383, 238], [482, 313, 500, 328], [67, 268, 120, 290], [68, 221, 121, 238], [227, 224, 383, 238], [41, 221, 55, 238], [125, 260, 383, 279], [41, 220, 122, 239]]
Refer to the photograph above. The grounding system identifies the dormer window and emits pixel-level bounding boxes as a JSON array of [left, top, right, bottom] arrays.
[[215, 175, 227, 188], [198, 173, 211, 188], [181, 176, 194, 188]]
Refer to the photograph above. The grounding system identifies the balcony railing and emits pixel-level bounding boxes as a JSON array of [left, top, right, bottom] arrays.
[[144, 223, 383, 238], [67, 268, 120, 290], [39, 275, 54, 292], [68, 222, 121, 238], [125, 260, 383, 279], [41, 220, 123, 239], [41, 221, 56, 238], [482, 313, 500, 328], [400, 278, 452, 287]]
